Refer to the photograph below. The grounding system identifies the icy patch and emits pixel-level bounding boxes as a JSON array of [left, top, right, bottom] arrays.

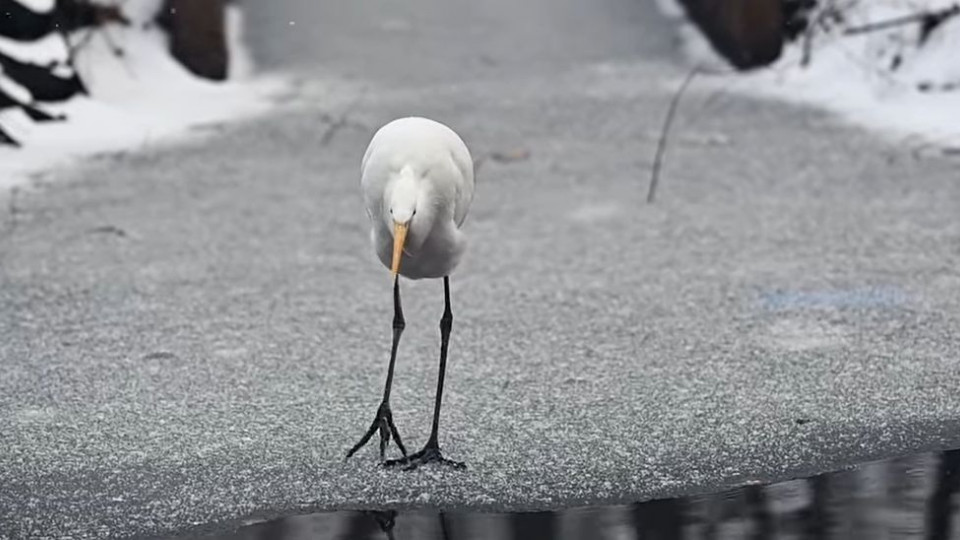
[[570, 202, 623, 224], [0, 2, 287, 190], [759, 287, 907, 311], [658, 0, 960, 148], [761, 318, 848, 352]]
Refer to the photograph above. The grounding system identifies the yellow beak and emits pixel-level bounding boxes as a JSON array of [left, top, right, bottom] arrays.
[[391, 222, 409, 277]]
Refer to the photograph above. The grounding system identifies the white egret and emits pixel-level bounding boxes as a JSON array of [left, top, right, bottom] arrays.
[[345, 116, 475, 470]]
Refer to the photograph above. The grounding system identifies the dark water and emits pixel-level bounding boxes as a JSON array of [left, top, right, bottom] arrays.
[[196, 449, 960, 540]]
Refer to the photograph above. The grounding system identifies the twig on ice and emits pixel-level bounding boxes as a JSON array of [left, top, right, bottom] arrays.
[[647, 66, 700, 204]]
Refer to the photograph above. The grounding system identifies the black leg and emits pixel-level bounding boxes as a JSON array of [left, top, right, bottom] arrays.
[[385, 276, 464, 470], [345, 277, 408, 461], [429, 275, 454, 447]]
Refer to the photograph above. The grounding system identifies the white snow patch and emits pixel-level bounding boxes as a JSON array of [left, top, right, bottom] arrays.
[[13, 0, 56, 14], [651, 0, 685, 19], [225, 5, 254, 80], [651, 0, 729, 72], [0, 2, 288, 190], [0, 67, 34, 103], [571, 202, 623, 224], [658, 0, 960, 148], [0, 32, 70, 65], [761, 318, 848, 352]]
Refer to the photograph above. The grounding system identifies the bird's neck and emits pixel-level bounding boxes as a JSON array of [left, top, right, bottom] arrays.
[[389, 168, 421, 216]]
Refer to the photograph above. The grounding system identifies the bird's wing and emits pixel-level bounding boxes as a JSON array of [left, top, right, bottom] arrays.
[[360, 129, 379, 182], [360, 140, 390, 223], [449, 146, 475, 228]]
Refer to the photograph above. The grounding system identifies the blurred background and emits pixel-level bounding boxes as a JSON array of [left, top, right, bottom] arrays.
[[1, 1, 959, 539]]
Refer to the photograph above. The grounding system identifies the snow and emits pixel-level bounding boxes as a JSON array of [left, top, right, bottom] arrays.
[[0, 33, 70, 65], [0, 107, 32, 143], [0, 68, 33, 104], [0, 2, 287, 190], [659, 0, 960, 148], [13, 0, 56, 14]]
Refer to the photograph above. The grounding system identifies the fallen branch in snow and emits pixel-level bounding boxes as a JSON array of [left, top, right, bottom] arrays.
[[780, 0, 960, 100], [1, 0, 131, 146], [843, 4, 959, 37], [61, 0, 132, 62], [796, 1, 845, 67], [659, 0, 960, 158]]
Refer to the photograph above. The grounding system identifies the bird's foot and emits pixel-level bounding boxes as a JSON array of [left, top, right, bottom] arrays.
[[383, 442, 465, 471], [345, 401, 407, 462]]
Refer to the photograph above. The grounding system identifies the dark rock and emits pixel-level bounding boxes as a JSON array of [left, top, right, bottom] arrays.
[[0, 53, 85, 101], [0, 0, 124, 41], [157, 0, 229, 81], [0, 0, 55, 40], [676, 0, 784, 70]]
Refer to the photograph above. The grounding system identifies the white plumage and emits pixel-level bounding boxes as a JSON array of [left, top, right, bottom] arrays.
[[345, 116, 474, 469], [360, 116, 475, 279]]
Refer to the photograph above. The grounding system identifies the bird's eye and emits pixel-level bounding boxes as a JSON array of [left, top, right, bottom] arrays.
[[389, 208, 393, 215], [412, 210, 417, 216]]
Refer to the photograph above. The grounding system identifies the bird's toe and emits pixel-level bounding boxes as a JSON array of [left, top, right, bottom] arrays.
[[383, 445, 464, 471]]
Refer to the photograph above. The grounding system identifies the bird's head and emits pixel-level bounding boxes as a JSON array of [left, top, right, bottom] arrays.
[[385, 165, 429, 277]]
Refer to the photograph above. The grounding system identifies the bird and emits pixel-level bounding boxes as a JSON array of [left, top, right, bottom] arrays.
[[345, 116, 475, 470]]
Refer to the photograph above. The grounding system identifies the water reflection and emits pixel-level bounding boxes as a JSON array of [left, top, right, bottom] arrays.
[[196, 449, 960, 540]]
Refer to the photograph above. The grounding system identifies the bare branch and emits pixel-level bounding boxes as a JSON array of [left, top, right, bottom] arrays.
[[647, 66, 700, 204], [843, 4, 959, 36]]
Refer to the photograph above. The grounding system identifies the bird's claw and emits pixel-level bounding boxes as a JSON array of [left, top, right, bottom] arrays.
[[345, 401, 408, 462], [383, 444, 465, 471]]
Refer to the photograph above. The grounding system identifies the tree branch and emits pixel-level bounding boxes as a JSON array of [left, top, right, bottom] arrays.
[[843, 4, 959, 36]]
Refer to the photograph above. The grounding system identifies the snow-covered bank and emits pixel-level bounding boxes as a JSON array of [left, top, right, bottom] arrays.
[[0, 2, 287, 191], [660, 0, 960, 149]]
